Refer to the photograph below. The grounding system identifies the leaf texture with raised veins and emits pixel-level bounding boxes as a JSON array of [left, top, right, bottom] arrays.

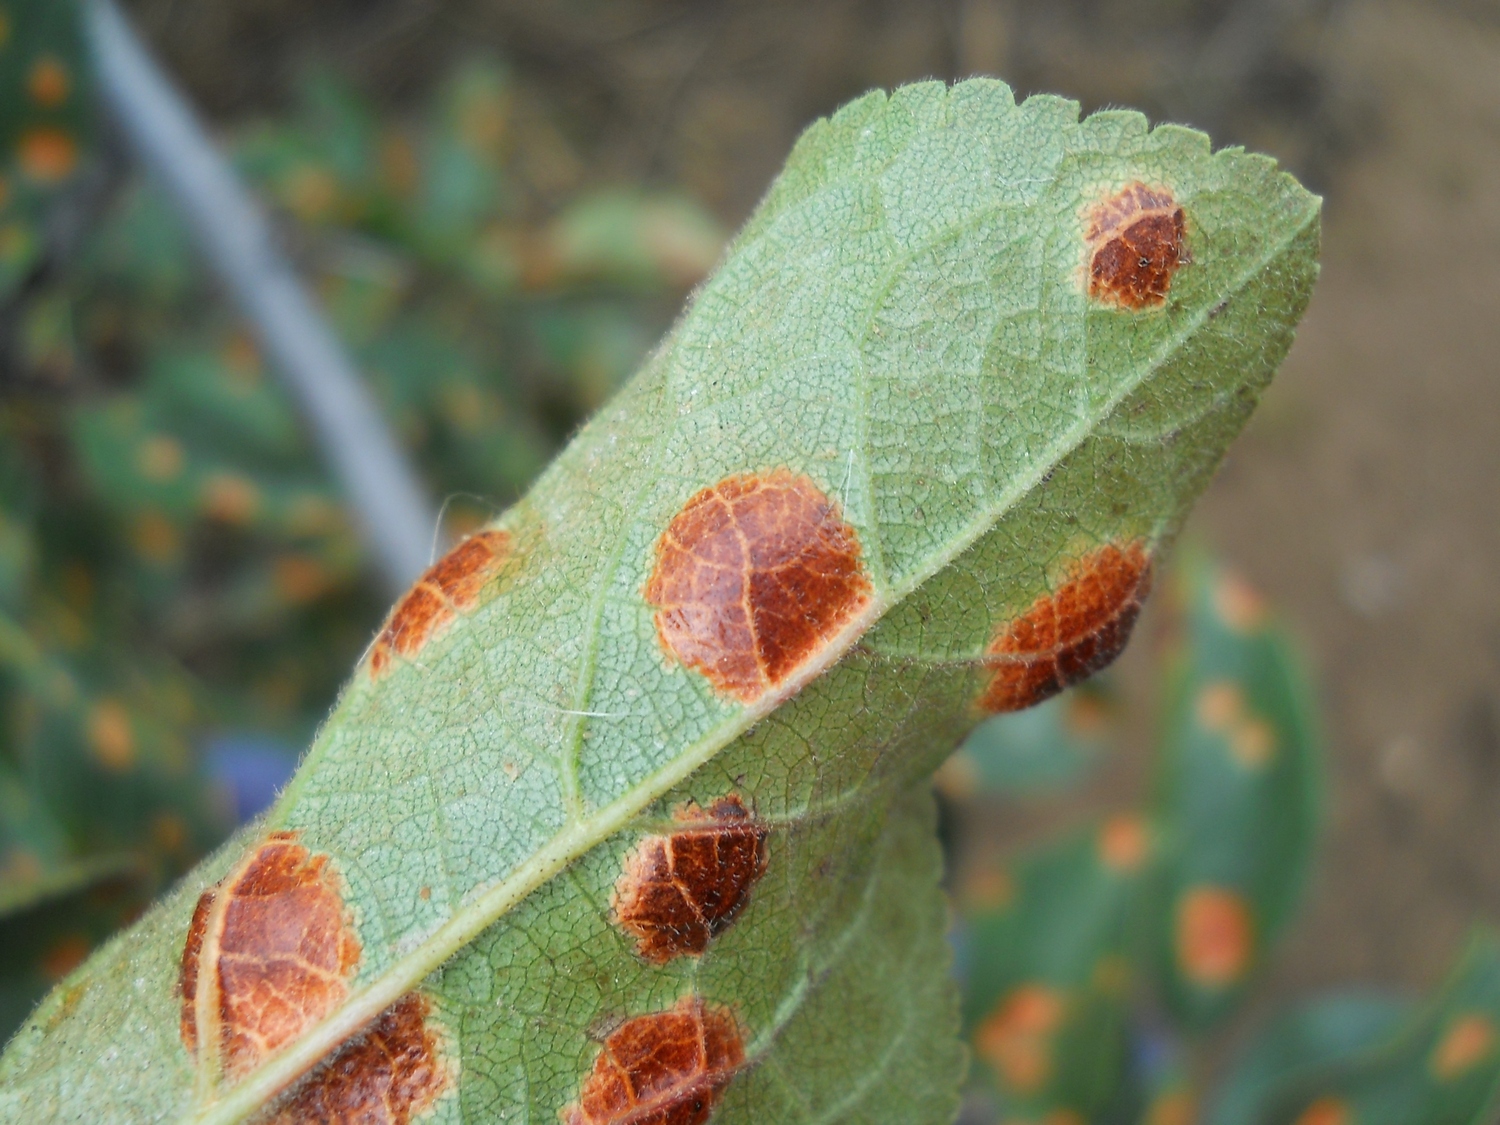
[[0, 79, 1319, 1124]]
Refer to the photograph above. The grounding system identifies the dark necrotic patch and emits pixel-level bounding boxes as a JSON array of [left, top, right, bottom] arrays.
[[262, 992, 448, 1125], [979, 541, 1154, 713], [612, 796, 769, 963], [369, 530, 510, 677], [644, 470, 871, 702], [1086, 182, 1187, 310], [566, 997, 745, 1125]]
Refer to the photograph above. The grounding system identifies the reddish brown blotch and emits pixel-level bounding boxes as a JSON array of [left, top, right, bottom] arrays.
[[644, 470, 872, 702], [1085, 182, 1188, 310], [565, 997, 746, 1125], [262, 993, 449, 1125], [978, 541, 1153, 713], [369, 529, 511, 677], [612, 796, 769, 963], [177, 831, 361, 1079]]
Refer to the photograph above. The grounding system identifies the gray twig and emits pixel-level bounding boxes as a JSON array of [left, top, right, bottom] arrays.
[[83, 0, 439, 596]]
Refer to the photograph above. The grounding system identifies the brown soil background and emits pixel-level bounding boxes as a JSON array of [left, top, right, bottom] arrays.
[[126, 0, 1500, 1091]]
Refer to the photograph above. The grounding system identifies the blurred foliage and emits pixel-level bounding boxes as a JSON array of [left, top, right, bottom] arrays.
[[949, 557, 1500, 1124], [0, 34, 723, 1040], [0, 0, 92, 301]]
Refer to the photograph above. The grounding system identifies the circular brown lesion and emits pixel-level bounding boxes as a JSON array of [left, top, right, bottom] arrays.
[[1085, 183, 1188, 310], [644, 470, 872, 702]]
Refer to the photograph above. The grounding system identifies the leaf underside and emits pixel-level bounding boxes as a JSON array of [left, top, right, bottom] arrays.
[[0, 78, 1319, 1124]]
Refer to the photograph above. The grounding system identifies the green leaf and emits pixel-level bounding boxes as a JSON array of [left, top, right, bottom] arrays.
[[1208, 991, 1412, 1125], [1148, 557, 1322, 1031], [943, 686, 1114, 797], [0, 79, 1319, 1122], [1254, 931, 1500, 1125], [961, 819, 1151, 1116]]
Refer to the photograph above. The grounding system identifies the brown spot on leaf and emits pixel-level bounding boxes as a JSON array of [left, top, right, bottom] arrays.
[[979, 541, 1153, 713], [612, 796, 769, 962], [644, 470, 872, 702], [369, 530, 511, 677], [1431, 1013, 1497, 1080], [263, 993, 449, 1125], [1176, 885, 1253, 988], [1085, 183, 1187, 310], [177, 831, 361, 1080], [974, 983, 1066, 1095], [566, 997, 745, 1125]]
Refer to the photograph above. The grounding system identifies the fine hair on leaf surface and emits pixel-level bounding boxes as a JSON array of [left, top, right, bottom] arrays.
[[0, 78, 1320, 1124]]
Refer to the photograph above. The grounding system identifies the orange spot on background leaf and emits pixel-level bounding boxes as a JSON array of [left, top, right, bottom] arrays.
[[17, 127, 78, 183], [974, 984, 1066, 1095], [979, 542, 1153, 714], [1085, 182, 1187, 309], [1098, 814, 1150, 873], [369, 530, 511, 677], [177, 832, 361, 1080], [86, 699, 135, 772], [565, 997, 746, 1125], [1292, 1097, 1351, 1125], [644, 470, 872, 703], [1176, 886, 1254, 988], [27, 56, 70, 108], [612, 796, 769, 963], [1431, 1013, 1497, 1080], [263, 993, 448, 1125]]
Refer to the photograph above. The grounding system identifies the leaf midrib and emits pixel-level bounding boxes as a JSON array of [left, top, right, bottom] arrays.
[[186, 186, 1316, 1125]]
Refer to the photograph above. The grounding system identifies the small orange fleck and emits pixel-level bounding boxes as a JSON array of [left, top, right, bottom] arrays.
[[17, 126, 78, 184], [368, 530, 511, 677], [1195, 682, 1243, 732], [200, 473, 260, 524], [565, 997, 745, 1125], [979, 542, 1153, 713], [272, 554, 331, 604], [974, 984, 1066, 1095], [282, 165, 340, 222], [137, 435, 185, 482], [418, 885, 431, 901], [964, 865, 1015, 912], [131, 510, 179, 564], [1098, 814, 1150, 873], [40, 934, 91, 981], [86, 699, 135, 771], [264, 993, 449, 1125], [1085, 182, 1187, 310], [1431, 1013, 1497, 1080], [177, 832, 362, 1079], [1045, 1112, 1085, 1125], [151, 813, 188, 854], [613, 796, 769, 962], [644, 470, 872, 703], [379, 132, 420, 199], [1177, 886, 1254, 988], [1230, 718, 1277, 769], [1292, 1097, 1352, 1125], [1213, 571, 1268, 632], [1091, 954, 1131, 995], [27, 56, 70, 108], [1145, 1089, 1196, 1125]]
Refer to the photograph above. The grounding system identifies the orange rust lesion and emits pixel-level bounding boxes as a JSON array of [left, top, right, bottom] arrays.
[[1176, 885, 1254, 988], [565, 997, 746, 1125], [612, 796, 769, 963], [644, 469, 872, 703], [1084, 182, 1188, 310], [263, 992, 450, 1124], [978, 541, 1154, 714], [176, 831, 361, 1081], [369, 529, 511, 677]]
